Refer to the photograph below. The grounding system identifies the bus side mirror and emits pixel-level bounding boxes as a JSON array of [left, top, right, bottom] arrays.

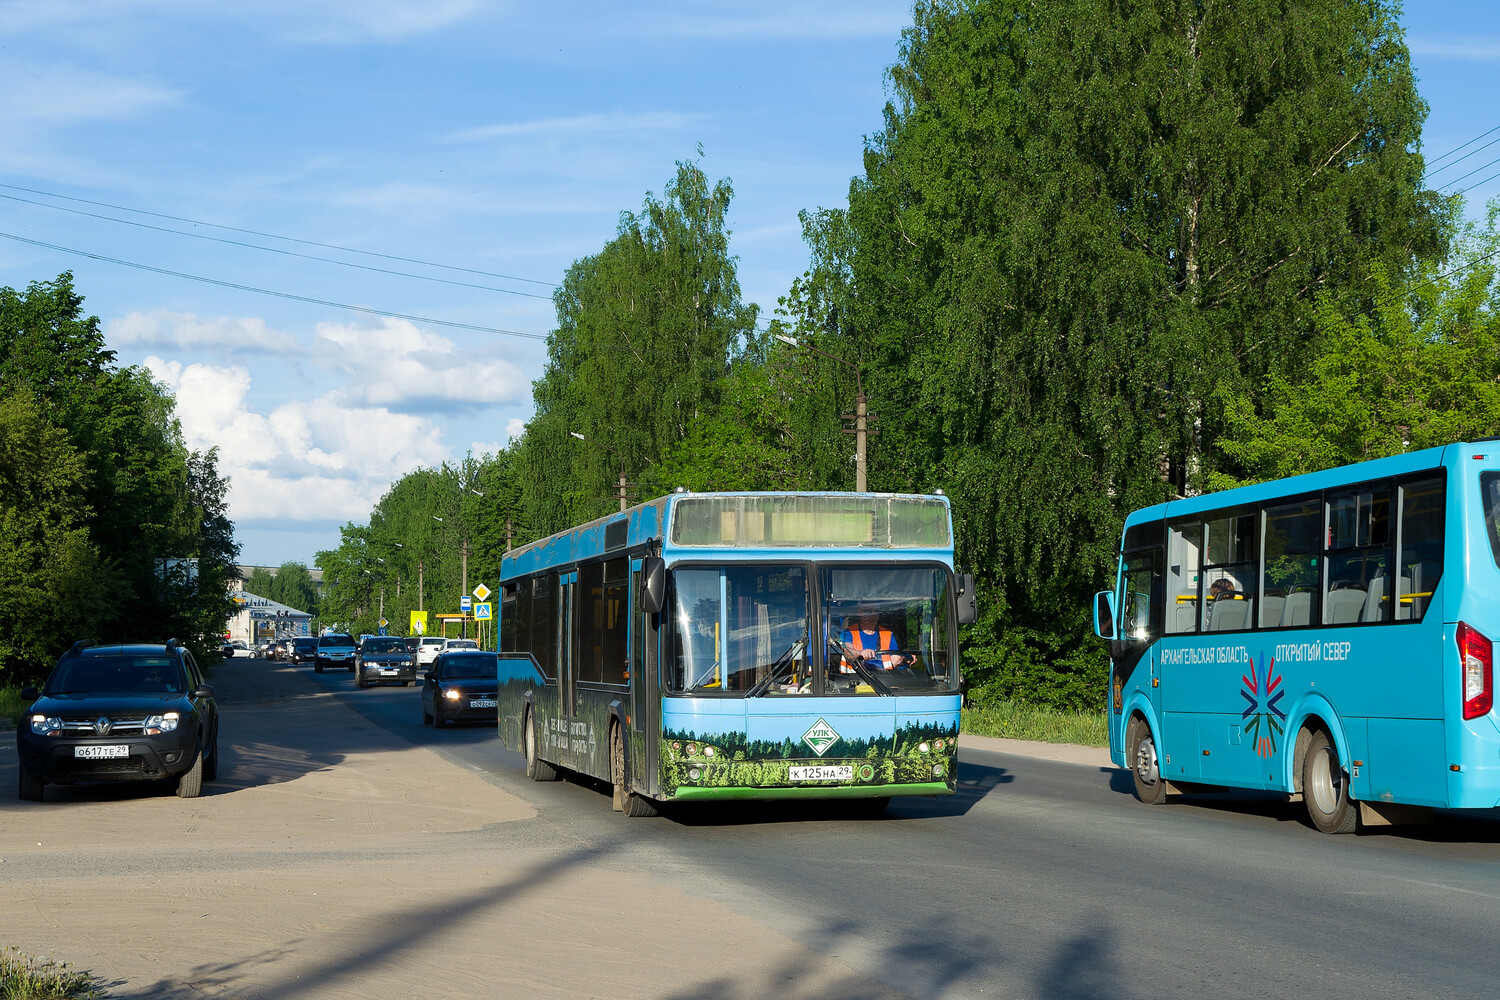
[[640, 556, 666, 615], [1093, 591, 1117, 640], [956, 573, 978, 626]]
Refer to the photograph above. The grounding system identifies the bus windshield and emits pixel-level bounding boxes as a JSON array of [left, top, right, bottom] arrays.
[[666, 563, 957, 696]]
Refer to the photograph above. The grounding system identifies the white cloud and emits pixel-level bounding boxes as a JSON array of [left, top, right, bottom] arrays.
[[314, 317, 531, 410], [505, 417, 526, 442], [470, 440, 504, 457], [145, 355, 449, 524], [108, 310, 300, 354], [0, 62, 181, 126], [445, 111, 701, 145], [1408, 38, 1500, 60]]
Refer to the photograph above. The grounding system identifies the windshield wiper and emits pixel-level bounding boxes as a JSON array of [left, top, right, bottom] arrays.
[[746, 639, 806, 697], [829, 638, 893, 696]]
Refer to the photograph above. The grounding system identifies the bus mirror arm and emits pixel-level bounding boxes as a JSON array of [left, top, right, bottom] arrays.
[[640, 556, 666, 615], [956, 572, 978, 626]]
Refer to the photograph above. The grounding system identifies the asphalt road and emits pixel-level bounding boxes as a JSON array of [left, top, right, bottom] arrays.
[[325, 665, 1500, 1000], [8, 659, 1500, 999]]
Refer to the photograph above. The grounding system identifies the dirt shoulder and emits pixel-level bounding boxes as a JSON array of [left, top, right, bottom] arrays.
[[0, 660, 909, 1000]]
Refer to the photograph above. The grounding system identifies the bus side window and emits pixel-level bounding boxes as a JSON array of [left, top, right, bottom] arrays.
[[1397, 477, 1444, 621], [1261, 501, 1319, 627], [1324, 486, 1392, 625], [1202, 513, 1257, 632], [1166, 524, 1200, 634]]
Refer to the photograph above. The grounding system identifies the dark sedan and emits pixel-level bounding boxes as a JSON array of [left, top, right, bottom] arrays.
[[421, 651, 498, 728], [16, 640, 219, 800], [288, 636, 318, 665], [355, 636, 416, 688]]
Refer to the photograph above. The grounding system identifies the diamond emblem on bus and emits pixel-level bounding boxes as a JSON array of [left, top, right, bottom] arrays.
[[802, 719, 840, 756]]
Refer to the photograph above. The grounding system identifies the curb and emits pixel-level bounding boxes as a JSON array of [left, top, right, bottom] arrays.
[[960, 732, 1115, 768]]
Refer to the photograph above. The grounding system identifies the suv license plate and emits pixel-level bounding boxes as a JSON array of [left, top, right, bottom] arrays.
[[75, 744, 129, 759], [789, 765, 854, 782], [469, 699, 498, 708]]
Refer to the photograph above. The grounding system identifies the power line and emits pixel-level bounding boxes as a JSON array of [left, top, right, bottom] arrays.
[[0, 182, 561, 289], [0, 192, 555, 300], [1438, 153, 1500, 191], [1425, 124, 1500, 170], [1424, 134, 1500, 180], [0, 230, 548, 341], [1459, 169, 1500, 197]]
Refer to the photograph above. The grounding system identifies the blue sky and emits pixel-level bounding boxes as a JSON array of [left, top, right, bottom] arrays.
[[1, 1, 1495, 568]]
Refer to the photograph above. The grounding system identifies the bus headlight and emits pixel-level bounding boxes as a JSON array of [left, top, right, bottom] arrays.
[[688, 767, 702, 781]]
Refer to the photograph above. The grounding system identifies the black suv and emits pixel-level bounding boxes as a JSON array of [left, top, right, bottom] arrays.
[[354, 636, 416, 688], [16, 640, 219, 801], [288, 636, 319, 665], [314, 633, 357, 673]]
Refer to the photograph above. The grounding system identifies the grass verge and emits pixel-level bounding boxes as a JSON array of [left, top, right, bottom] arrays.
[[0, 947, 102, 999], [962, 701, 1109, 748], [0, 685, 32, 731]]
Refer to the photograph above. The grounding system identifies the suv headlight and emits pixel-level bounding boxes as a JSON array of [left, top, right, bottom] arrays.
[[30, 715, 62, 736], [443, 689, 462, 700], [144, 712, 180, 735]]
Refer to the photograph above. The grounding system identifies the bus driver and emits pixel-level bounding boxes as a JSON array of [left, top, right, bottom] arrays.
[[840, 608, 909, 670]]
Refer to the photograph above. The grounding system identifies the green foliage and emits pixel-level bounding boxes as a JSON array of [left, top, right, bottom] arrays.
[[792, 0, 1447, 708], [1210, 212, 1500, 487], [0, 946, 102, 999], [961, 702, 1109, 747], [0, 275, 238, 682]]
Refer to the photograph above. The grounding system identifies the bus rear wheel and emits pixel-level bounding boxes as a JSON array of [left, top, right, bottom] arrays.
[[1302, 728, 1356, 834], [524, 708, 559, 782], [1127, 714, 1167, 806]]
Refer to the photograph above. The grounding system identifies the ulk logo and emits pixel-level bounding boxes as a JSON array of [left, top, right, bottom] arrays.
[[802, 719, 840, 756]]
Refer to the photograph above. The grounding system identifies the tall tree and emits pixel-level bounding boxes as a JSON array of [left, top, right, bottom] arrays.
[[802, 0, 1450, 707], [520, 157, 760, 530]]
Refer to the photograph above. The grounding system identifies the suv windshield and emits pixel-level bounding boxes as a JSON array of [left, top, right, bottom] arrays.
[[319, 634, 355, 648], [48, 656, 186, 695], [443, 654, 497, 679], [361, 638, 406, 654], [665, 563, 958, 697]]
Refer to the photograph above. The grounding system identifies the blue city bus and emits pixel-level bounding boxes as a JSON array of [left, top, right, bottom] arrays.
[[1093, 442, 1500, 833], [495, 492, 976, 815]]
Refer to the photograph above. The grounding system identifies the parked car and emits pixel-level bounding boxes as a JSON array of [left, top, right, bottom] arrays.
[[314, 633, 357, 673], [415, 636, 446, 667], [221, 640, 253, 659], [288, 636, 319, 665], [421, 651, 499, 727], [354, 636, 416, 688], [16, 639, 219, 800]]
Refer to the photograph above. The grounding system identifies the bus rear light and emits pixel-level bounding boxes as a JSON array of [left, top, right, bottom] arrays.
[[1457, 622, 1493, 720]]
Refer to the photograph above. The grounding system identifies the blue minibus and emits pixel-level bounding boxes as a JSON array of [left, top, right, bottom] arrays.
[[1094, 442, 1499, 832]]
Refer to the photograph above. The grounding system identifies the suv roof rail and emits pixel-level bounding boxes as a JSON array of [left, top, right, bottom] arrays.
[[63, 639, 96, 658], [165, 638, 181, 649]]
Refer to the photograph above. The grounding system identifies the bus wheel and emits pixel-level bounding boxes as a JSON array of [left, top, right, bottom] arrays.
[[525, 708, 559, 782], [610, 722, 658, 817], [1302, 729, 1356, 834], [1127, 715, 1167, 806]]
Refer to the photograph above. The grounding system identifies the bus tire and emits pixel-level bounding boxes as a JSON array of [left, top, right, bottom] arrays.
[[610, 721, 657, 816], [1302, 728, 1356, 834], [525, 708, 559, 782], [1127, 714, 1167, 806]]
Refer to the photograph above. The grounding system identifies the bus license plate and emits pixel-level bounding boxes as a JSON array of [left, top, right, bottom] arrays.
[[469, 699, 497, 709], [75, 745, 129, 759], [790, 765, 854, 782]]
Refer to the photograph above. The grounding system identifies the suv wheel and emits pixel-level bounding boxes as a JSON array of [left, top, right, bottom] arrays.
[[18, 769, 44, 802], [176, 748, 204, 798]]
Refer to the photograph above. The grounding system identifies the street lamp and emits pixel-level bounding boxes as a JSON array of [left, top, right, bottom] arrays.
[[570, 431, 629, 512], [775, 334, 867, 491]]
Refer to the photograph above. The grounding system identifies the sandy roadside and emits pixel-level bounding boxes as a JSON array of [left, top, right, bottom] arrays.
[[1, 661, 909, 1000]]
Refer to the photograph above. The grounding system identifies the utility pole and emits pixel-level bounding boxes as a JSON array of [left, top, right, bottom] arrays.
[[776, 334, 868, 491], [505, 518, 513, 552], [618, 462, 628, 513], [418, 559, 424, 612], [461, 538, 469, 640]]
